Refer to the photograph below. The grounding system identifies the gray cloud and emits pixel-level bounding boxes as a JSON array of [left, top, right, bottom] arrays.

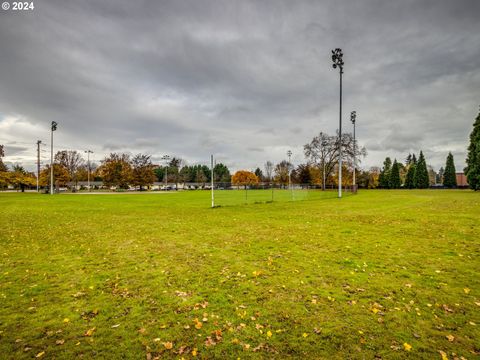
[[1, 0, 479, 173]]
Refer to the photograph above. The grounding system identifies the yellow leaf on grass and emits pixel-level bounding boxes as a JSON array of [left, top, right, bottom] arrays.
[[463, 288, 470, 294], [63, 318, 70, 323], [191, 348, 198, 357], [266, 331, 272, 338], [403, 342, 412, 351], [302, 333, 308, 338], [163, 342, 173, 350], [194, 318, 202, 330], [439, 350, 448, 360], [446, 334, 454, 342], [84, 327, 96, 337], [36, 352, 45, 358]]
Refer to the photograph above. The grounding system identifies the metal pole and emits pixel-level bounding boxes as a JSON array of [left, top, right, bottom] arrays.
[[50, 127, 54, 195], [36, 140, 41, 192], [287, 150, 294, 200], [85, 150, 93, 191], [87, 151, 90, 191], [353, 120, 356, 188], [338, 69, 343, 198], [161, 155, 170, 189], [211, 155, 214, 208], [331, 48, 344, 198], [351, 111, 356, 191]]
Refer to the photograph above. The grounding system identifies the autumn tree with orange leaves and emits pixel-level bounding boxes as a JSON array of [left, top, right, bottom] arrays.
[[231, 170, 259, 189]]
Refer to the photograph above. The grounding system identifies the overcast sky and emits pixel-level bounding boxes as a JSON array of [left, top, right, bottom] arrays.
[[1, 0, 479, 173]]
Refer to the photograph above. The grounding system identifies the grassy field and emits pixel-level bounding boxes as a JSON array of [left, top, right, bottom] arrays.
[[0, 190, 479, 359]]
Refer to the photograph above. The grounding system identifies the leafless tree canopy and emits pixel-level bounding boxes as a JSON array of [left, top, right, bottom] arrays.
[[264, 161, 273, 182], [304, 131, 367, 187]]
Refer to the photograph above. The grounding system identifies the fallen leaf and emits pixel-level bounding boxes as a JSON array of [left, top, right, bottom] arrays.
[[63, 318, 70, 323], [111, 324, 120, 328], [163, 342, 173, 350], [302, 333, 308, 338], [138, 328, 146, 334], [446, 334, 454, 342], [191, 348, 197, 357], [403, 342, 412, 351], [442, 304, 453, 313], [205, 336, 216, 347], [266, 330, 272, 338], [439, 350, 448, 360], [84, 327, 96, 337], [36, 352, 45, 358], [55, 339, 65, 345], [463, 288, 470, 294], [194, 318, 202, 329]]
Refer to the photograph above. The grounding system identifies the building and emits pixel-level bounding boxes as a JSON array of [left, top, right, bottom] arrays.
[[456, 172, 469, 188]]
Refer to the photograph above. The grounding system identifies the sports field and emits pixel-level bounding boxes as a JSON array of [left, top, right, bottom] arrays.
[[0, 190, 479, 359]]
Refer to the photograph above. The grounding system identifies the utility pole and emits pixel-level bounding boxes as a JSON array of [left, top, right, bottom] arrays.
[[331, 48, 344, 198], [36, 140, 41, 192], [85, 150, 93, 191], [50, 121, 57, 195]]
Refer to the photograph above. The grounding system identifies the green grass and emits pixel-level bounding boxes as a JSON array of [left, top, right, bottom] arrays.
[[0, 190, 479, 359]]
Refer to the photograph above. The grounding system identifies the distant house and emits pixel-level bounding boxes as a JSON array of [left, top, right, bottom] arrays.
[[456, 172, 469, 188]]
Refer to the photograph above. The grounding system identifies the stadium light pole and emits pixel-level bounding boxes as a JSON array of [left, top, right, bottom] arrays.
[[161, 155, 170, 189], [287, 150, 292, 191], [331, 48, 344, 198], [350, 111, 357, 190], [50, 121, 57, 195], [85, 150, 93, 191]]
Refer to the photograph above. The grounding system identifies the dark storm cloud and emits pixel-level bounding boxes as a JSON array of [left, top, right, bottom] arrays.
[[1, 0, 479, 172]]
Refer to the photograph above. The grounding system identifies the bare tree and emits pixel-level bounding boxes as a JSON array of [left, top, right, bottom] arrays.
[[274, 160, 290, 186], [264, 161, 274, 182], [304, 131, 366, 190]]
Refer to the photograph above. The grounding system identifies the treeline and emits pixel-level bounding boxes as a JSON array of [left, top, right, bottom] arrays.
[[377, 151, 458, 189]]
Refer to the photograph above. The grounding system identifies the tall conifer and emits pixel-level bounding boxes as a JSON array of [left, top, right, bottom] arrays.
[[443, 152, 457, 188], [465, 111, 480, 190], [414, 151, 429, 188]]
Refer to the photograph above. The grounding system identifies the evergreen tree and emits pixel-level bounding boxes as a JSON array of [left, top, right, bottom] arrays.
[[412, 153, 417, 164], [389, 159, 401, 188], [414, 151, 429, 188], [464, 111, 480, 190], [254, 167, 264, 181], [405, 153, 412, 166], [437, 167, 444, 184], [443, 152, 457, 188], [405, 163, 416, 189], [379, 157, 392, 188]]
